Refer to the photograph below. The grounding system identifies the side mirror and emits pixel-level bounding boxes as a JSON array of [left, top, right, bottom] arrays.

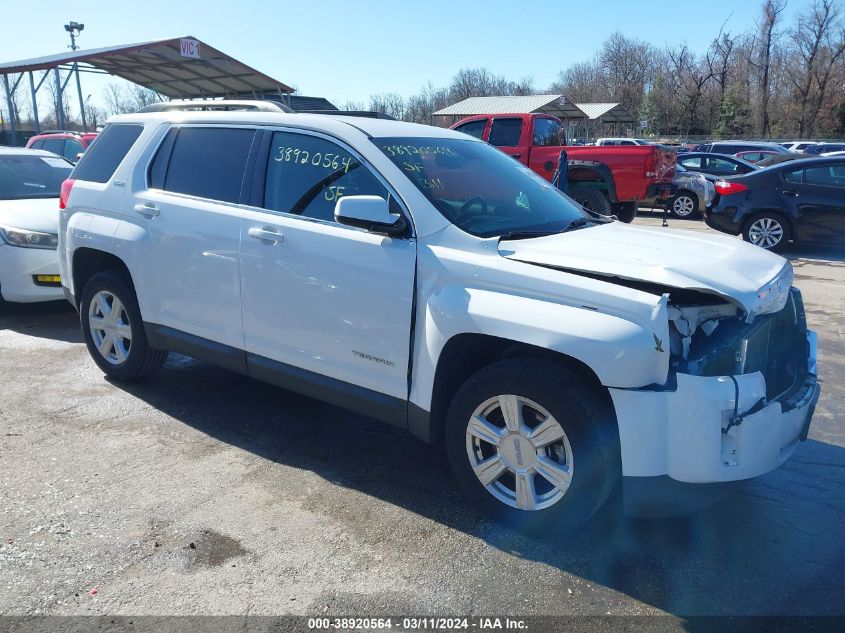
[[334, 195, 407, 236]]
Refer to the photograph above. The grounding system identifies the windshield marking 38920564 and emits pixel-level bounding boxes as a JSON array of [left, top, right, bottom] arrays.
[[376, 137, 599, 238]]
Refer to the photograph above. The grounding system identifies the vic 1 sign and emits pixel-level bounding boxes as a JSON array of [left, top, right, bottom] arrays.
[[180, 38, 200, 59]]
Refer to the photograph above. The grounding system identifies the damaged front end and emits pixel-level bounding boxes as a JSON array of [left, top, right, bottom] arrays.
[[667, 266, 810, 406], [567, 263, 819, 490]]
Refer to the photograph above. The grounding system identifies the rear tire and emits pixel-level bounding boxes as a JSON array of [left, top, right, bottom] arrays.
[[569, 186, 612, 217], [669, 191, 699, 218], [613, 201, 638, 223], [741, 212, 791, 252], [445, 358, 620, 532], [80, 270, 168, 381]]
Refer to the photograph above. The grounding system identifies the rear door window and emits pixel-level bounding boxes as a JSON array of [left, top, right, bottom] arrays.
[[804, 165, 845, 189], [679, 156, 703, 170], [41, 138, 64, 155], [63, 139, 84, 161], [72, 124, 144, 183], [454, 120, 486, 140], [532, 118, 562, 146], [488, 118, 523, 147], [162, 127, 256, 204]]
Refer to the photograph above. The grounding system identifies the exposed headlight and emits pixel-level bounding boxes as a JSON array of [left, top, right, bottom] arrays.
[[756, 264, 793, 316], [0, 225, 59, 250]]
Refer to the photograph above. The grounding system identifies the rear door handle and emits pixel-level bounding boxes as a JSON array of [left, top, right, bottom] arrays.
[[510, 153, 522, 159], [248, 227, 285, 245], [133, 202, 159, 217], [782, 190, 799, 197]]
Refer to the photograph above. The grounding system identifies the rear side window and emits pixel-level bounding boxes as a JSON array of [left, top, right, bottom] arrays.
[[454, 120, 486, 139], [73, 124, 143, 183], [162, 127, 255, 204], [29, 140, 43, 149], [488, 118, 522, 147]]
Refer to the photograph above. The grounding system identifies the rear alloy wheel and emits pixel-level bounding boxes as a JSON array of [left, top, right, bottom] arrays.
[[742, 213, 791, 252], [670, 191, 699, 218], [80, 270, 168, 380], [445, 358, 620, 531]]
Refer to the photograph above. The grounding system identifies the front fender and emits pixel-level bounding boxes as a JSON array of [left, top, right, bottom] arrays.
[[409, 286, 670, 411]]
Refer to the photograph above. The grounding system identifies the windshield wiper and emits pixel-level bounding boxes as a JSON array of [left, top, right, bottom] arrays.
[[563, 217, 608, 231], [498, 230, 561, 241]]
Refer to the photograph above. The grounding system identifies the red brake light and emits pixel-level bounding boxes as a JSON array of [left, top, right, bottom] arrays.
[[714, 180, 749, 196], [59, 178, 75, 210]]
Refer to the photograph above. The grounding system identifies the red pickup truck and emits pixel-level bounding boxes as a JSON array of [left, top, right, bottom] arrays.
[[450, 113, 676, 222]]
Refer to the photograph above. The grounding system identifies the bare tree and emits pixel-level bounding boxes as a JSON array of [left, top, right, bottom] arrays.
[[749, 0, 787, 137]]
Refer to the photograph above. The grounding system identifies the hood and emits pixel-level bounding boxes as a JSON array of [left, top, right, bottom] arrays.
[[0, 198, 60, 235], [499, 222, 789, 316]]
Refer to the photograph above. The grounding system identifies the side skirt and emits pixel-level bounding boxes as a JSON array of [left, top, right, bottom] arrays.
[[143, 322, 410, 431]]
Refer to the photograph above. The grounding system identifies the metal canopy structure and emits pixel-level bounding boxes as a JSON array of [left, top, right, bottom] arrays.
[[433, 94, 589, 120], [575, 102, 635, 124], [1, 36, 294, 144]]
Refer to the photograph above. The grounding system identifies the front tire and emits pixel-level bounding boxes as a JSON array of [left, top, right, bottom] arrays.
[[80, 270, 168, 381], [445, 358, 620, 531], [742, 212, 791, 252]]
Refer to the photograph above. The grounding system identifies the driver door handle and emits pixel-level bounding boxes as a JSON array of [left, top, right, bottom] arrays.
[[133, 202, 159, 217], [248, 227, 285, 245]]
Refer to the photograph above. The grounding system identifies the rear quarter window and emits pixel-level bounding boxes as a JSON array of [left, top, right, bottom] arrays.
[[72, 124, 144, 183], [454, 120, 486, 139]]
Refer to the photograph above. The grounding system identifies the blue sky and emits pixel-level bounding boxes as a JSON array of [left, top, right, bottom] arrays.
[[3, 0, 811, 113]]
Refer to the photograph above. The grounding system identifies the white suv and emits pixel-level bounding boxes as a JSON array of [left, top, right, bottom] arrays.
[[58, 107, 820, 529]]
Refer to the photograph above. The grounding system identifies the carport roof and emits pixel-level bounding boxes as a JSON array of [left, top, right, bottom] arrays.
[[0, 36, 294, 98], [433, 95, 589, 119], [574, 102, 635, 123]]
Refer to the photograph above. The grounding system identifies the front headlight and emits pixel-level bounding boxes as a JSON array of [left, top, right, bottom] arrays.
[[756, 264, 794, 316], [0, 225, 59, 250]]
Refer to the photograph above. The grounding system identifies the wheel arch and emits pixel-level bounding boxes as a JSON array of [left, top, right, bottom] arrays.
[[71, 248, 135, 310], [568, 161, 619, 203], [413, 332, 615, 445]]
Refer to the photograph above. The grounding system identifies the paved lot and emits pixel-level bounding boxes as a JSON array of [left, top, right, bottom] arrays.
[[1, 214, 843, 618]]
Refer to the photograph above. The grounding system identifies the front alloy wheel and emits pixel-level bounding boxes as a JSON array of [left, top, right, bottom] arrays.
[[89, 290, 133, 365], [466, 395, 573, 511], [445, 358, 620, 530]]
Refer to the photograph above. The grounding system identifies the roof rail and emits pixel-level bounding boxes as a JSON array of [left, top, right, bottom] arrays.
[[138, 99, 293, 114], [37, 130, 83, 135]]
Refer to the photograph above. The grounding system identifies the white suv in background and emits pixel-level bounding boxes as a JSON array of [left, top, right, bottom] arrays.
[[58, 105, 820, 529]]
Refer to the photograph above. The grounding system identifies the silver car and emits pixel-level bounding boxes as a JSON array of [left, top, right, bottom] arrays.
[[638, 164, 714, 218]]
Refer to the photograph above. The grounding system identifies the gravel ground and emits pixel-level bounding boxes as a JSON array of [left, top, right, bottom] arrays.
[[1, 213, 843, 619]]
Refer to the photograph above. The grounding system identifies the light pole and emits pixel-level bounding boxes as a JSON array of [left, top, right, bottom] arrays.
[[64, 21, 84, 51], [64, 21, 87, 130]]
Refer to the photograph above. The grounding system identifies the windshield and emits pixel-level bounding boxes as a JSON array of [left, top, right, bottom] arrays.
[[0, 154, 73, 200], [375, 137, 589, 238]]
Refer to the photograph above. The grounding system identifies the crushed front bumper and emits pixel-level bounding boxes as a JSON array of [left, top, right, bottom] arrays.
[[609, 331, 819, 485]]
